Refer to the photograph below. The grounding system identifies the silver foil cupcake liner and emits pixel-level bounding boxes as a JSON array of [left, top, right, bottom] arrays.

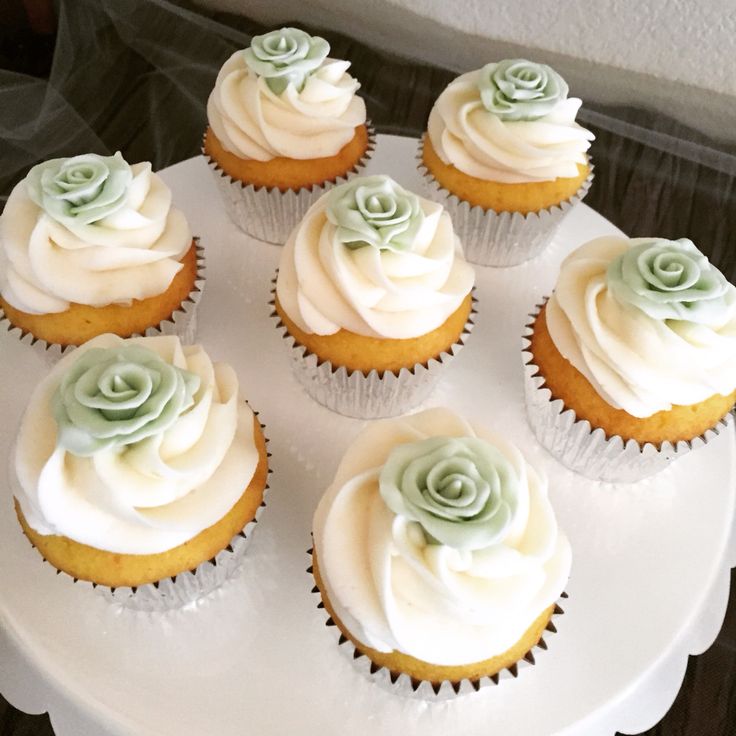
[[417, 140, 594, 267], [100, 492, 268, 613], [13, 414, 270, 613], [203, 125, 376, 244], [522, 305, 733, 482], [308, 548, 566, 700], [270, 283, 476, 419], [0, 241, 206, 367]]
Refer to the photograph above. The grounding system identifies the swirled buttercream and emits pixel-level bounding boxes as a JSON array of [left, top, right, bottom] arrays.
[[546, 236, 736, 418], [206, 39, 366, 161], [427, 62, 594, 183], [313, 408, 571, 666], [14, 333, 259, 555], [276, 175, 475, 339], [0, 154, 191, 315]]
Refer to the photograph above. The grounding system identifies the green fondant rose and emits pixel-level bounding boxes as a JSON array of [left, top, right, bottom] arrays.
[[607, 238, 735, 323], [244, 27, 330, 94], [477, 59, 568, 121], [53, 345, 200, 457], [326, 175, 425, 253], [26, 152, 133, 227], [379, 436, 519, 551]]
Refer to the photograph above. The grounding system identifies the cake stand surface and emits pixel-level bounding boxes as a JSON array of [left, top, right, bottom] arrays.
[[1, 135, 734, 736]]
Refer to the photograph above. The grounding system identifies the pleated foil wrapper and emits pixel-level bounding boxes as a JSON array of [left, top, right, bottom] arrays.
[[270, 286, 477, 420], [0, 242, 205, 367], [202, 125, 376, 245], [522, 308, 733, 482], [11, 415, 270, 613], [99, 492, 269, 613], [417, 142, 594, 268], [307, 548, 566, 700]]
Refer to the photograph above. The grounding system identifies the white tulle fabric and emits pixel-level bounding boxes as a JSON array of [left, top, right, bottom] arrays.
[[207, 51, 366, 161], [313, 408, 571, 666], [0, 164, 191, 315], [14, 334, 259, 555], [276, 195, 475, 339], [546, 236, 736, 418], [427, 69, 594, 184]]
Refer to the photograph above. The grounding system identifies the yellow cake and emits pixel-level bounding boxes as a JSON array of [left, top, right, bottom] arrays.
[[423, 59, 594, 215], [274, 292, 473, 375], [13, 333, 268, 596], [17, 415, 268, 588], [274, 173, 476, 415], [529, 303, 735, 445], [422, 135, 589, 215], [526, 235, 736, 477], [312, 408, 571, 690], [312, 550, 555, 685], [0, 152, 199, 350], [204, 124, 370, 193], [420, 59, 594, 266], [1, 242, 199, 348], [204, 28, 371, 241]]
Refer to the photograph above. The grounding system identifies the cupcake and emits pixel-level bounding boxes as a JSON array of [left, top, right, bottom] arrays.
[[204, 27, 373, 243], [13, 333, 269, 610], [0, 153, 202, 355], [524, 236, 736, 481], [420, 59, 595, 267], [311, 407, 571, 696], [273, 174, 476, 418]]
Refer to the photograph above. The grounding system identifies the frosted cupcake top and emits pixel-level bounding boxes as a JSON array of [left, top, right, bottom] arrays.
[[313, 408, 571, 666], [207, 27, 366, 161], [276, 175, 475, 339], [546, 236, 736, 417], [428, 59, 594, 183], [14, 334, 260, 555], [0, 153, 191, 315]]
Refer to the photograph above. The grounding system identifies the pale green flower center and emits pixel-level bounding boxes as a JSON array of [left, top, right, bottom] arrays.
[[606, 238, 734, 323], [477, 59, 568, 121], [379, 436, 520, 551], [244, 27, 330, 94], [26, 152, 133, 226], [53, 345, 200, 456], [326, 175, 424, 253]]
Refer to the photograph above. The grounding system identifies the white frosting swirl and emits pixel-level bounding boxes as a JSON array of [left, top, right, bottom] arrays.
[[428, 68, 594, 184], [313, 408, 571, 666], [1, 163, 191, 315], [276, 180, 475, 339], [546, 236, 736, 418], [14, 334, 260, 555], [207, 50, 366, 161]]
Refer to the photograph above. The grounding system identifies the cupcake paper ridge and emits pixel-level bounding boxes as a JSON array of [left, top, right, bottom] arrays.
[[310, 408, 571, 689], [201, 124, 376, 244], [522, 302, 733, 482], [13, 416, 271, 612], [307, 555, 567, 698], [270, 277, 477, 418], [416, 141, 595, 267]]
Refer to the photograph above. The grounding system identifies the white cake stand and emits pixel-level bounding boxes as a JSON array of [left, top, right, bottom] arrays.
[[1, 135, 734, 736]]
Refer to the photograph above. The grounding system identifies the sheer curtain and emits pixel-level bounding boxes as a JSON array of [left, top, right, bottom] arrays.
[[1, 0, 734, 272]]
